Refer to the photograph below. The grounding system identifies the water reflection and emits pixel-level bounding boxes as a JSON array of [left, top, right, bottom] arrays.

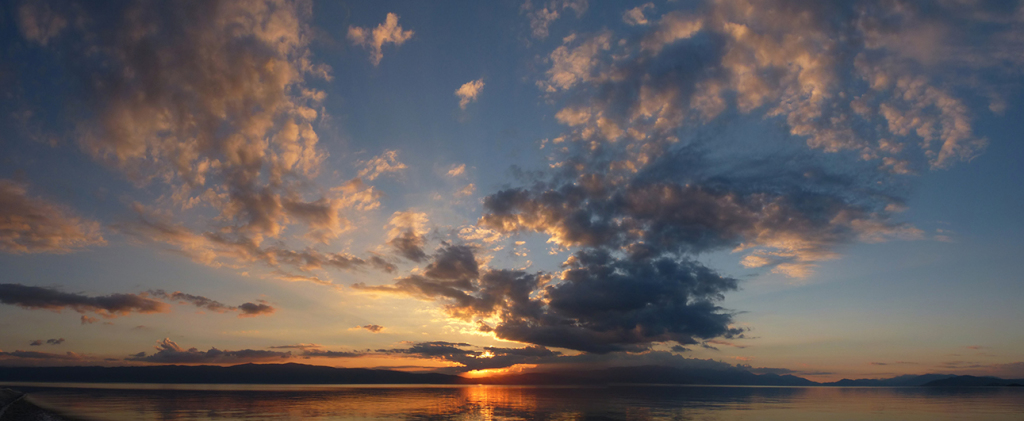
[[8, 383, 1023, 421]]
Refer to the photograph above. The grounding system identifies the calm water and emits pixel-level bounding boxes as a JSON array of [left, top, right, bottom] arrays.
[[4, 383, 1024, 421]]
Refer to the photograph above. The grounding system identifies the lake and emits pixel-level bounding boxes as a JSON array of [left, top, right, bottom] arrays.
[[4, 383, 1023, 420]]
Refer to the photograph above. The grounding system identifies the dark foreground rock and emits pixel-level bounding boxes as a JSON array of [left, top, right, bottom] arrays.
[[0, 388, 76, 421]]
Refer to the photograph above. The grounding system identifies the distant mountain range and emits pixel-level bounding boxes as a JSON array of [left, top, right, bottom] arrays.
[[0, 363, 1021, 387], [822, 374, 959, 387], [0, 363, 460, 385]]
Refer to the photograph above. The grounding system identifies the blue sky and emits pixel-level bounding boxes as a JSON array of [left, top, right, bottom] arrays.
[[1, 0, 1022, 381]]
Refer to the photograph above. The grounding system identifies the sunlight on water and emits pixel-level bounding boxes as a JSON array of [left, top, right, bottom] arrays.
[[10, 384, 1024, 421]]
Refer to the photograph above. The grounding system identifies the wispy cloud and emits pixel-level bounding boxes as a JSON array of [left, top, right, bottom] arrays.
[[16, 1, 67, 46], [348, 13, 414, 66], [359, 150, 408, 181], [0, 179, 105, 254], [149, 290, 275, 318]]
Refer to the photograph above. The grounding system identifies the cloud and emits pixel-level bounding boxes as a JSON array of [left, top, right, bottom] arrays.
[[523, 0, 589, 40], [539, 31, 612, 92], [238, 301, 275, 317], [348, 13, 414, 66], [478, 161, 920, 279], [704, 339, 746, 349], [54, 0, 332, 241], [359, 150, 408, 181], [0, 283, 169, 318], [376, 341, 782, 374], [455, 79, 485, 109], [149, 290, 276, 317], [16, 0, 409, 287], [360, 324, 384, 333], [0, 283, 276, 321], [0, 350, 84, 361], [149, 290, 234, 313], [128, 338, 291, 364], [457, 226, 504, 245], [122, 203, 394, 285], [29, 340, 43, 346], [269, 343, 322, 350], [46, 338, 65, 345], [455, 184, 476, 198], [738, 365, 833, 377], [300, 349, 364, 358], [539, 0, 1003, 171], [935, 360, 1024, 378], [385, 211, 430, 262], [447, 164, 467, 177], [513, 1, 997, 280], [379, 341, 561, 372], [16, 0, 68, 46], [346, 0, 1019, 357], [357, 243, 741, 353], [0, 179, 106, 254], [622, 3, 654, 26]]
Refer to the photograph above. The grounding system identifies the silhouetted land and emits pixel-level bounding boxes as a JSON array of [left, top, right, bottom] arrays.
[[1, 364, 1022, 387], [920, 375, 1024, 387]]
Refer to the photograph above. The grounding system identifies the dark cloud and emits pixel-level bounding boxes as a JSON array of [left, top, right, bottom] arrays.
[[376, 342, 783, 374], [358, 244, 741, 353], [360, 324, 384, 333], [384, 211, 431, 263], [368, 255, 397, 273], [237, 301, 275, 317], [149, 290, 275, 317], [29, 340, 43, 346], [0, 283, 169, 318], [378, 341, 562, 372], [423, 244, 479, 281], [736, 365, 832, 377], [0, 284, 275, 321], [509, 249, 742, 353], [149, 290, 233, 313], [128, 338, 291, 364], [47, 338, 65, 345], [388, 230, 428, 262], [0, 350, 83, 361], [269, 343, 322, 350]]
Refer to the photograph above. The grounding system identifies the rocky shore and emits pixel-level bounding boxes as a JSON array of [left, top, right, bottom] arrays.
[[0, 388, 76, 421]]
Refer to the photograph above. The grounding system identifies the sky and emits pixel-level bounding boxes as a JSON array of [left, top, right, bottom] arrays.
[[1, 0, 1022, 382]]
